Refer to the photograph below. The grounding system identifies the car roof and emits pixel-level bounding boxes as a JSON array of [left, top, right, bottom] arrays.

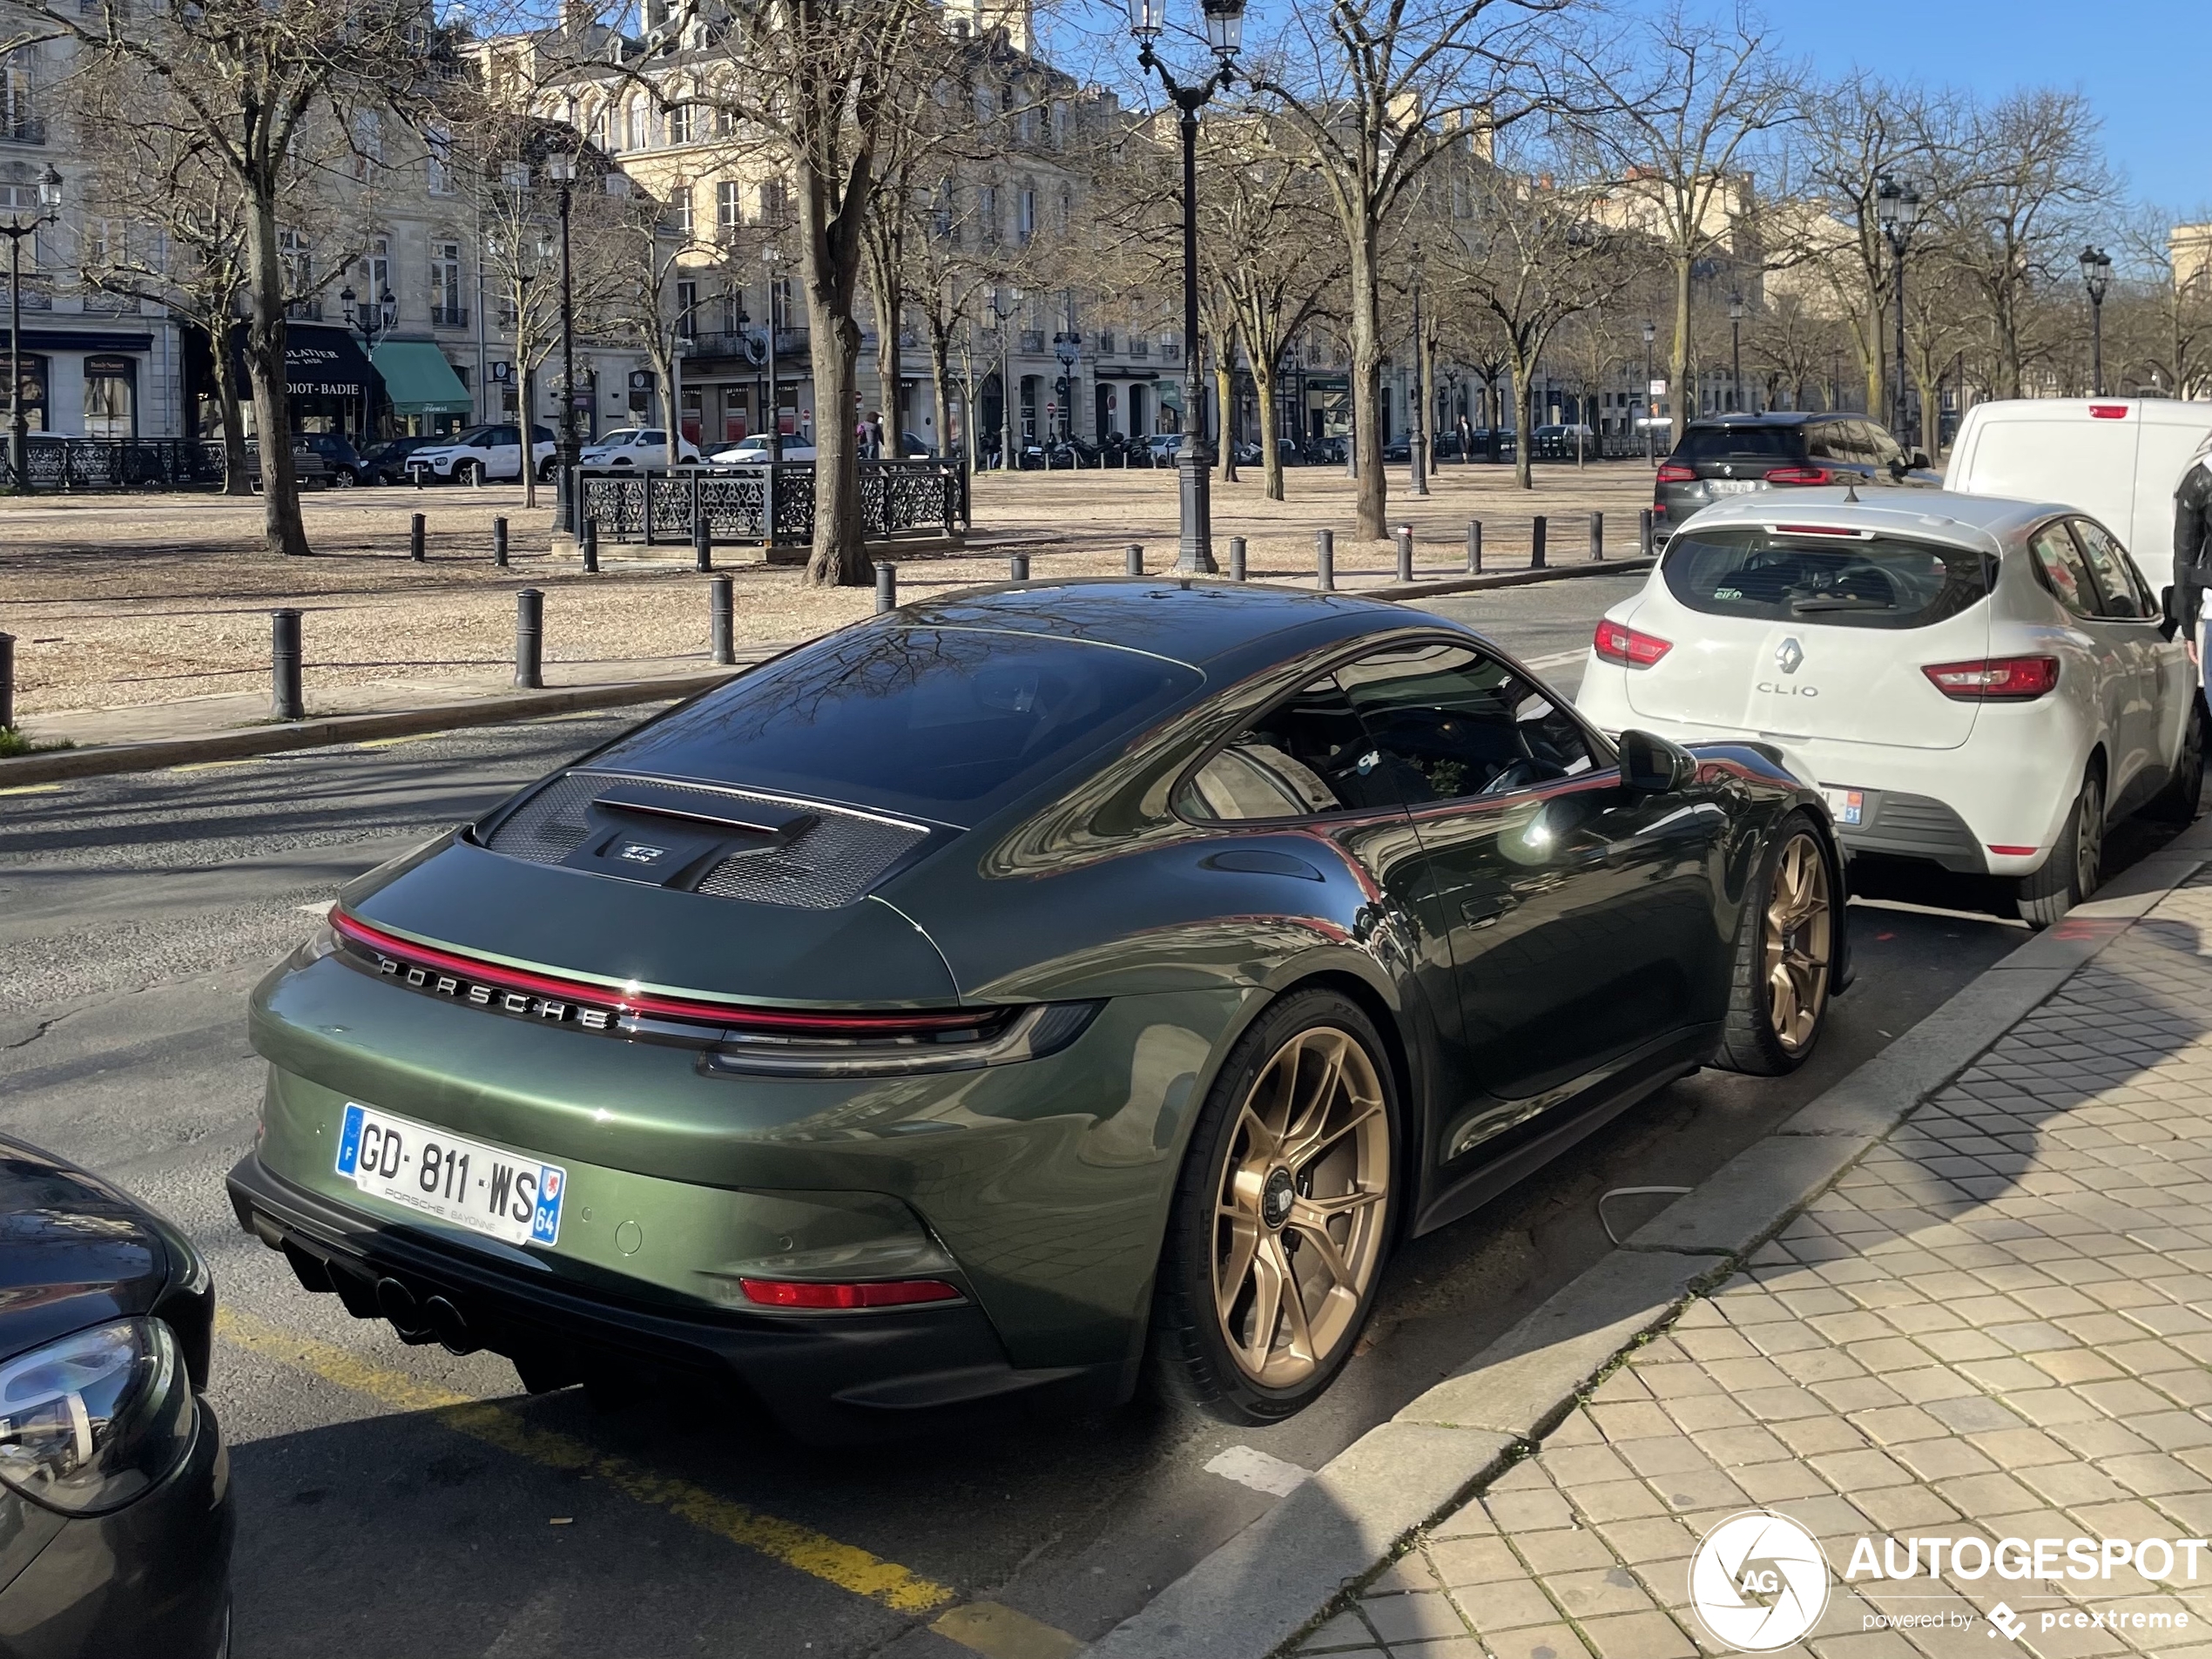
[[1677, 487, 2075, 550], [895, 577, 1429, 670], [1687, 412, 1834, 429]]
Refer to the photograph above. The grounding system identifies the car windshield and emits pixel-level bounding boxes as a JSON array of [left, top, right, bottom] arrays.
[[1673, 426, 1804, 462], [598, 430, 639, 444], [1662, 527, 1996, 631], [592, 628, 1202, 820], [446, 426, 495, 447]]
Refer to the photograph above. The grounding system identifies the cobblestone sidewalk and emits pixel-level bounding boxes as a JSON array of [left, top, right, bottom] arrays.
[[1305, 873, 2212, 1659]]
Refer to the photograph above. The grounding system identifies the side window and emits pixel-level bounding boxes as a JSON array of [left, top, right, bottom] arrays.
[[1824, 424, 1869, 466], [2028, 523, 2097, 619], [1178, 675, 1399, 820], [1335, 641, 1595, 805], [1858, 421, 1904, 469], [492, 427, 517, 447], [2068, 519, 2148, 619], [1804, 424, 1839, 462], [642, 430, 666, 446]]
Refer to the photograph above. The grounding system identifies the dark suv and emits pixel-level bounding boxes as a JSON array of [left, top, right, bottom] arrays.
[[1652, 413, 1939, 545]]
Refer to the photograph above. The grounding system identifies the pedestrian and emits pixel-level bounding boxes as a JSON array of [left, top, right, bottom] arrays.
[[2175, 431, 2212, 684]]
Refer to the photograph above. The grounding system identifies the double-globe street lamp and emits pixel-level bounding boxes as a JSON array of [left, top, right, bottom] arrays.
[[761, 243, 785, 462], [2079, 245, 2113, 397], [338, 280, 396, 448], [544, 149, 580, 531], [0, 165, 60, 493], [1727, 292, 1745, 415], [988, 284, 1021, 469], [1407, 239, 1427, 496], [1053, 326, 1081, 444], [1129, 0, 1246, 575], [1642, 319, 1656, 465], [1875, 174, 1923, 448]]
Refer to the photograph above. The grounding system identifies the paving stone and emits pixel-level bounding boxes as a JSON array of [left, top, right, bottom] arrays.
[[1423, 1535, 1522, 1588], [1294, 1610, 1379, 1653], [1544, 1567, 1655, 1620], [1512, 1530, 1615, 1577], [1474, 1622, 1592, 1659], [1449, 1578, 1560, 1635], [1361, 1589, 1470, 1645], [1575, 1609, 1698, 1659]]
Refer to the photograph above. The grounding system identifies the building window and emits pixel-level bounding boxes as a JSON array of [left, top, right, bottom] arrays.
[[426, 122, 454, 194], [280, 229, 315, 318], [758, 177, 787, 225], [1, 54, 35, 142], [667, 102, 694, 146], [625, 103, 647, 152], [720, 284, 743, 334], [84, 355, 136, 437], [361, 234, 389, 309], [1057, 187, 1070, 235], [354, 110, 381, 181], [717, 180, 742, 237], [676, 278, 698, 335], [430, 240, 462, 326], [1017, 184, 1035, 246], [979, 185, 998, 245], [669, 180, 692, 236]]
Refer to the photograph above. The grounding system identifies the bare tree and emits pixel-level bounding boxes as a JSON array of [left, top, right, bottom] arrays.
[[1566, 3, 1803, 445], [2109, 206, 2212, 400], [1247, 0, 1563, 539]]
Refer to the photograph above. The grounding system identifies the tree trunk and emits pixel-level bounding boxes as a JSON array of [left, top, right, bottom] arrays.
[[1215, 342, 1238, 485], [244, 196, 310, 556], [928, 334, 953, 469], [866, 256, 902, 452], [805, 307, 867, 585], [1253, 353, 1283, 502], [1669, 254, 1692, 447], [1511, 354, 1537, 491], [522, 363, 540, 509], [209, 331, 251, 496], [1348, 235, 1386, 538]]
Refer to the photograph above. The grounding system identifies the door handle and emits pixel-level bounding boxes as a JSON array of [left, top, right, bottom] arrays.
[[1201, 849, 1326, 882]]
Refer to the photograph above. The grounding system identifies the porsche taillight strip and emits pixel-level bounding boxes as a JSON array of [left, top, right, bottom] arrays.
[[328, 908, 995, 1036]]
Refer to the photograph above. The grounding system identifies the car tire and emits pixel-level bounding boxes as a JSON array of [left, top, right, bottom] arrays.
[[2147, 695, 2206, 825], [331, 467, 355, 488], [1711, 811, 1838, 1076], [2018, 764, 2104, 928], [455, 459, 482, 487], [1149, 988, 1398, 1425], [538, 458, 557, 482]]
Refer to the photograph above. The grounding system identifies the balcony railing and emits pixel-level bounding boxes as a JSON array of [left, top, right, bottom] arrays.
[[1019, 329, 1045, 353], [429, 304, 469, 329], [0, 117, 44, 145], [286, 301, 323, 322]]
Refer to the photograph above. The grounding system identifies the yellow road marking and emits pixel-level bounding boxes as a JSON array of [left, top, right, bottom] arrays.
[[0, 783, 59, 796], [353, 732, 452, 750], [169, 757, 266, 773], [929, 1602, 1087, 1659], [215, 1308, 956, 1615]]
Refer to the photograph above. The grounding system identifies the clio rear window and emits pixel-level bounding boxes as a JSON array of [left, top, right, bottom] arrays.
[[1662, 527, 1996, 630]]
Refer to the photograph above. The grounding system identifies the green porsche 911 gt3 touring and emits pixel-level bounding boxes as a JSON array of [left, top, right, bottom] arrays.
[[228, 579, 1844, 1439]]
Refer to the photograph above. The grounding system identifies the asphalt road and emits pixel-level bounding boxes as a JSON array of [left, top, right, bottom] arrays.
[[0, 573, 2128, 1659]]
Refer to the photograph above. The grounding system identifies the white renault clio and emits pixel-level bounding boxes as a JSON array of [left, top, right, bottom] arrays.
[[1576, 489, 2202, 923]]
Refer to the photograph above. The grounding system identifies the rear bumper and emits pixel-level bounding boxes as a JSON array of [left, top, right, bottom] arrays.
[[227, 1154, 1126, 1441]]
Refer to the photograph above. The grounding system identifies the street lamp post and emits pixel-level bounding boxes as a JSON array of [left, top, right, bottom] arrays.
[[1641, 319, 1656, 466], [1875, 174, 1922, 448], [761, 245, 784, 462], [338, 281, 395, 448], [1407, 239, 1428, 496], [1130, 0, 1246, 576], [544, 150, 579, 531], [0, 165, 60, 493], [1053, 325, 1080, 443], [988, 286, 1020, 468], [1727, 292, 1745, 414], [2080, 245, 2113, 396]]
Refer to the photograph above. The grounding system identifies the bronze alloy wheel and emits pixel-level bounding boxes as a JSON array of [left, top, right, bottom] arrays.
[[1764, 830, 1833, 1055], [1211, 1028, 1391, 1389]]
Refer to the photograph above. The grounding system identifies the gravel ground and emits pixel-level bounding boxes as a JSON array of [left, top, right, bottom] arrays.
[[0, 463, 1656, 717]]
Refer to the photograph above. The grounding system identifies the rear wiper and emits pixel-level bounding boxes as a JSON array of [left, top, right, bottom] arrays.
[[1790, 596, 1894, 611]]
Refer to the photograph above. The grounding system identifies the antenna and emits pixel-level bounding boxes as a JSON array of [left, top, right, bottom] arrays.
[[1842, 479, 1859, 502]]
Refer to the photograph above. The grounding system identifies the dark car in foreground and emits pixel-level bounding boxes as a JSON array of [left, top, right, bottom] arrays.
[[1653, 412, 1939, 545], [0, 1137, 232, 1656], [229, 581, 1844, 1439]]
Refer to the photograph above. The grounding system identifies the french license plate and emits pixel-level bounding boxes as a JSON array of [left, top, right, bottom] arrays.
[[1819, 786, 1865, 826], [335, 1103, 566, 1248], [1706, 478, 1762, 495]]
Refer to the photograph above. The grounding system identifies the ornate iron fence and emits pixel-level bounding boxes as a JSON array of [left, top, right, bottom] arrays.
[[0, 436, 230, 490], [576, 458, 969, 548]]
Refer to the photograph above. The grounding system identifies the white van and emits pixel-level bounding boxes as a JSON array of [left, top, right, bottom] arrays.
[[1946, 399, 2212, 590]]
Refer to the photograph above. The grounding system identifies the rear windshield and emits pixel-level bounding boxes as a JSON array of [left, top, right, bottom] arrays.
[[1672, 426, 1804, 462], [592, 628, 1202, 819], [1662, 527, 1996, 631]]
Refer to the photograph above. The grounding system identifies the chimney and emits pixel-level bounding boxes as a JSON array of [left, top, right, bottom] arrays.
[[946, 0, 1032, 53]]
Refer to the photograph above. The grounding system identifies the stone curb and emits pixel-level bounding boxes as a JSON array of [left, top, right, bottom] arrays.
[[1365, 555, 1653, 603], [1084, 813, 2212, 1659], [0, 664, 772, 787]]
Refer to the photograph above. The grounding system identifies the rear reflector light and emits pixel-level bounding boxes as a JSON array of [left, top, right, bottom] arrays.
[[1920, 656, 2060, 701], [1764, 467, 1833, 486], [2089, 404, 2129, 420], [1594, 618, 1673, 668], [329, 908, 1001, 1037], [1987, 845, 2039, 857], [1656, 462, 1696, 484], [738, 1278, 960, 1310]]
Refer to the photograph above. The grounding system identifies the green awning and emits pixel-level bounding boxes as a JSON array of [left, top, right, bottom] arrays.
[[370, 341, 473, 415]]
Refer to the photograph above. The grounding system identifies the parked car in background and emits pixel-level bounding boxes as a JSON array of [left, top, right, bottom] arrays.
[[407, 424, 558, 484], [1578, 489, 2201, 926], [0, 1133, 233, 1656], [238, 435, 335, 490], [1143, 433, 1184, 466], [1652, 413, 1939, 547], [706, 435, 819, 463], [898, 431, 935, 458], [1944, 398, 2212, 589], [578, 428, 702, 469], [298, 431, 365, 486], [357, 435, 442, 486], [228, 579, 1840, 1440]]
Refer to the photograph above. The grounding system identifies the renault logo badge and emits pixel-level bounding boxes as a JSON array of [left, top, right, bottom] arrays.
[[1777, 637, 1804, 676]]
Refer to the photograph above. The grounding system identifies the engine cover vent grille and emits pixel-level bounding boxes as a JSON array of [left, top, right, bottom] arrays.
[[482, 771, 928, 909]]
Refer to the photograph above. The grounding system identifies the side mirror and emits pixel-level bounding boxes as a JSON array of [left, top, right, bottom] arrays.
[[1911, 449, 1932, 470], [2161, 583, 2182, 641], [1618, 729, 1696, 796]]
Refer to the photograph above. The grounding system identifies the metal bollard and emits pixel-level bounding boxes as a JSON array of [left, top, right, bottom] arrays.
[[1467, 519, 1483, 574], [1531, 515, 1547, 570], [693, 507, 712, 573], [0, 631, 16, 732], [514, 589, 543, 689], [581, 517, 598, 574], [1588, 510, 1604, 562], [710, 575, 734, 666], [270, 609, 304, 721], [1125, 543, 1143, 577], [409, 512, 425, 563], [1394, 525, 1413, 583], [874, 561, 897, 613], [1228, 536, 1246, 582], [1009, 551, 1029, 582], [493, 516, 509, 568], [1639, 507, 1654, 556], [1315, 528, 1335, 591]]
